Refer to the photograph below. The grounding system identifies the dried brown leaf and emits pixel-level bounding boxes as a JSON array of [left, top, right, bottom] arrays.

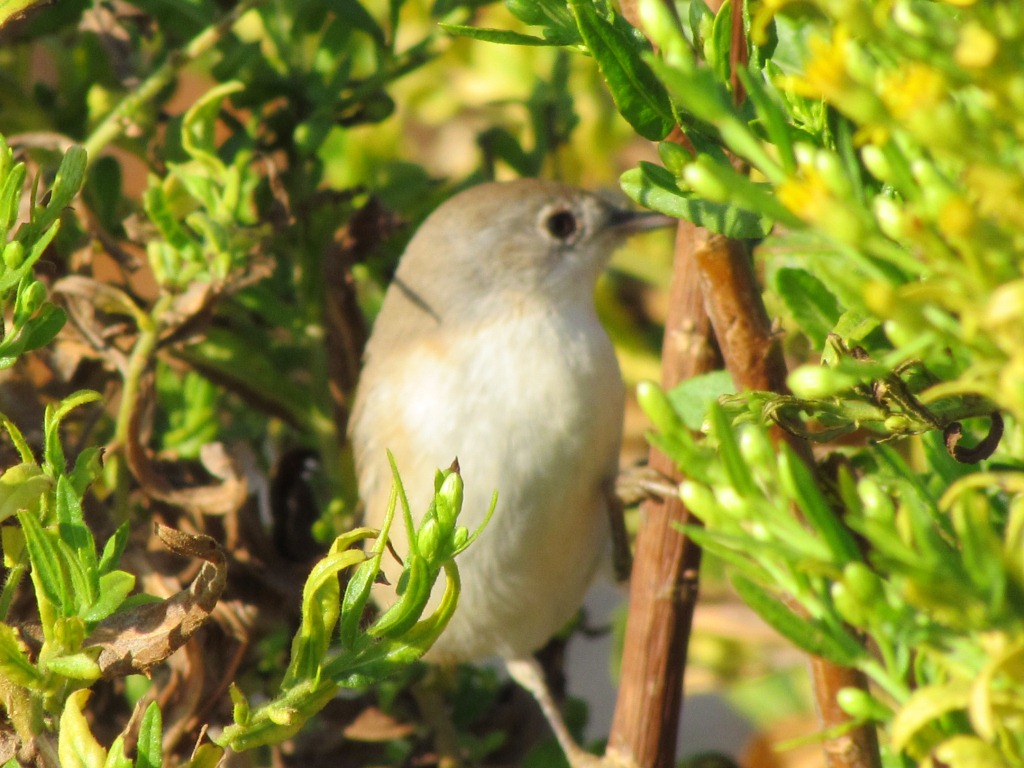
[[84, 524, 227, 679]]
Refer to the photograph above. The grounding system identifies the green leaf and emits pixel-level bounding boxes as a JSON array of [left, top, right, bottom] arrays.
[[136, 702, 163, 768], [83, 570, 135, 624], [666, 370, 735, 430], [738, 66, 796, 174], [621, 162, 773, 238], [0, 415, 35, 464], [17, 509, 70, 615], [731, 573, 866, 666], [143, 185, 197, 254], [688, 0, 712, 51], [568, 0, 674, 141], [773, 268, 841, 348], [45, 146, 88, 218], [181, 744, 224, 768], [20, 304, 67, 354], [932, 736, 1010, 768], [102, 737, 132, 768], [58, 537, 97, 612], [181, 82, 244, 172], [0, 622, 43, 687], [505, 0, 581, 43], [282, 546, 366, 687], [44, 652, 102, 681], [69, 446, 104, 497], [0, 221, 57, 295], [43, 390, 102, 474], [58, 690, 108, 768], [706, 0, 734, 84], [778, 446, 861, 564], [0, 160, 26, 241], [0, 462, 51, 523], [891, 682, 970, 751], [56, 476, 98, 572], [97, 523, 130, 575], [709, 402, 756, 498], [440, 23, 567, 46]]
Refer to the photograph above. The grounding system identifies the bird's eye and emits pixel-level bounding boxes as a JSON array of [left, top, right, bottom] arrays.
[[543, 209, 578, 241]]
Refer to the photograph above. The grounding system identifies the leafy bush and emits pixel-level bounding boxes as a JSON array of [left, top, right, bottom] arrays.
[[2, 0, 1023, 766]]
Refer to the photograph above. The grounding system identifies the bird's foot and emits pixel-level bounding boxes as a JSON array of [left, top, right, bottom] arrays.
[[615, 464, 678, 506]]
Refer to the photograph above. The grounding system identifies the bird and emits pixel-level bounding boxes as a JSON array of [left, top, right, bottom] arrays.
[[348, 178, 671, 766]]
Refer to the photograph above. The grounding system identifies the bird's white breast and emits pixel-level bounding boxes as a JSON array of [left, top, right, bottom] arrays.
[[351, 300, 624, 662]]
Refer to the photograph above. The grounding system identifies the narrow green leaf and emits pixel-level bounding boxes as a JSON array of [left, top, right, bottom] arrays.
[[98, 523, 130, 575], [568, 0, 675, 141], [181, 82, 244, 172], [43, 390, 102, 474], [143, 185, 196, 253], [339, 516, 396, 651], [83, 570, 135, 624], [58, 538, 97, 612], [709, 402, 756, 498], [738, 66, 796, 174], [56, 475, 98, 572], [69, 446, 104, 497], [0, 415, 35, 464], [688, 0, 713, 51], [440, 23, 568, 46], [17, 510, 70, 615], [283, 547, 366, 687], [706, 0, 733, 84], [621, 163, 773, 238], [136, 702, 163, 768], [773, 268, 841, 348], [0, 161, 27, 240], [45, 146, 88, 218], [778, 446, 861, 564], [731, 574, 866, 667]]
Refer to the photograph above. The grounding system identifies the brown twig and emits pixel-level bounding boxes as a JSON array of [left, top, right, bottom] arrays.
[[606, 221, 719, 768], [693, 234, 881, 768]]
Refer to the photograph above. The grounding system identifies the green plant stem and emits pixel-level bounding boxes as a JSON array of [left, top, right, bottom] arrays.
[[81, 0, 265, 165], [114, 294, 171, 449], [0, 676, 42, 751], [110, 292, 173, 516], [0, 561, 26, 620]]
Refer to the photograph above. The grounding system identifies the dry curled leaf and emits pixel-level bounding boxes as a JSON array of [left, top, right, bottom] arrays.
[[84, 524, 227, 679], [944, 412, 1004, 464]]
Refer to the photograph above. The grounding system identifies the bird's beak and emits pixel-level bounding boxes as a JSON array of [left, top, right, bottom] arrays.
[[607, 207, 677, 234]]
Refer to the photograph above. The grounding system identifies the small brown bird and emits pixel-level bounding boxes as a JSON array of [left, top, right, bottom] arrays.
[[349, 178, 670, 766]]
